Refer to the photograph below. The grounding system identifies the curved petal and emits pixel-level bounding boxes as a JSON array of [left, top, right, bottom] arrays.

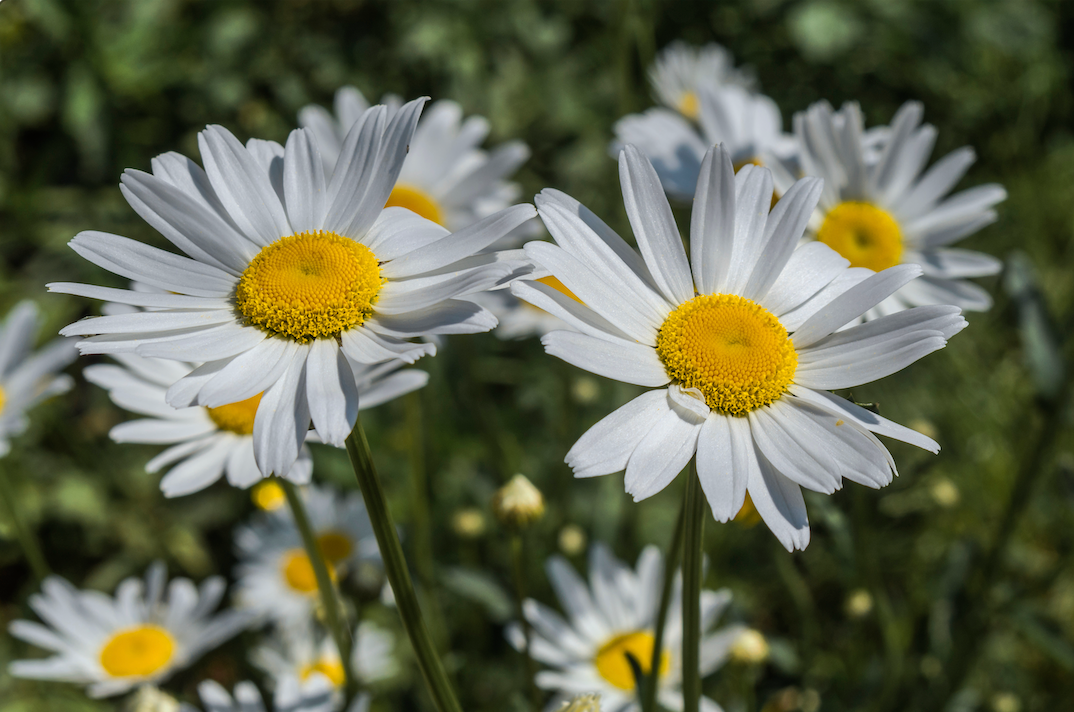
[[541, 331, 669, 387]]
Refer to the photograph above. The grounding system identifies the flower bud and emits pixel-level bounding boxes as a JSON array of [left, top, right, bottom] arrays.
[[558, 693, 601, 712], [730, 628, 770, 664], [452, 508, 487, 539], [128, 686, 181, 712], [492, 474, 545, 528]]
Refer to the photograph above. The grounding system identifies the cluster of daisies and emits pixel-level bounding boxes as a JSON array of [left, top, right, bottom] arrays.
[[3, 37, 1004, 712]]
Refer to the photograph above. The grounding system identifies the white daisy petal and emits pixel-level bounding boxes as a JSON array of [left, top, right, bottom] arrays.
[[690, 145, 736, 295], [159, 437, 233, 497], [362, 207, 450, 261], [324, 105, 388, 232], [191, 339, 304, 409], [788, 385, 939, 453], [365, 300, 497, 338], [624, 395, 703, 501], [899, 274, 994, 311], [695, 414, 749, 523], [283, 128, 329, 233], [746, 445, 810, 552], [759, 242, 850, 317], [741, 176, 823, 302], [357, 370, 428, 410], [541, 331, 669, 387], [340, 328, 436, 365], [722, 164, 773, 295], [510, 280, 632, 343], [110, 418, 217, 444], [46, 283, 229, 311], [133, 321, 266, 362], [565, 389, 669, 478], [305, 339, 359, 448], [60, 309, 234, 338], [749, 402, 843, 494], [892, 146, 974, 219], [909, 248, 1003, 279], [252, 358, 310, 477]]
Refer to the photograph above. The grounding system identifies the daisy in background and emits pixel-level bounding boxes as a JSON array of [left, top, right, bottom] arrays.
[[300, 86, 534, 247], [513, 144, 965, 550], [234, 484, 381, 625], [0, 300, 77, 457], [49, 98, 537, 479], [507, 543, 743, 712], [769, 100, 1005, 316], [84, 353, 428, 496], [181, 677, 369, 712], [648, 41, 755, 121], [7, 562, 251, 698], [252, 619, 398, 689]]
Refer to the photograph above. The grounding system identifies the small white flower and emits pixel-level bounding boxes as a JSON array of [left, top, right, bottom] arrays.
[[251, 619, 398, 689], [0, 300, 77, 457], [181, 677, 364, 712], [649, 41, 754, 120], [300, 86, 535, 246], [507, 543, 743, 712], [50, 99, 536, 479], [514, 145, 965, 549], [84, 353, 427, 496], [7, 563, 250, 698], [770, 100, 1006, 316]]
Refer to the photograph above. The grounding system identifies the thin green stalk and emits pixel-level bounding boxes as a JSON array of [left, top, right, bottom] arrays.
[[641, 492, 687, 712], [281, 479, 356, 700], [406, 391, 447, 649], [510, 533, 540, 711], [345, 414, 463, 712], [0, 465, 50, 583], [681, 465, 705, 712]]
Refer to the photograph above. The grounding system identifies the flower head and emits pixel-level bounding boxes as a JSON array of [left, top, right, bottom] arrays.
[[492, 473, 546, 528], [648, 41, 754, 120], [184, 677, 357, 712], [251, 619, 398, 689]]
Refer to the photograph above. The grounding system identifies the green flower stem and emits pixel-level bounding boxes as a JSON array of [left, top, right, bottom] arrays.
[[345, 414, 464, 712], [641, 493, 686, 712], [406, 392, 447, 648], [280, 478, 356, 700], [510, 532, 540, 711], [0, 464, 50, 583], [681, 464, 706, 712]]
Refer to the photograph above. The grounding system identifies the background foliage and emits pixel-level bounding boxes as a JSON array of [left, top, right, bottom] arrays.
[[1, 0, 1073, 711]]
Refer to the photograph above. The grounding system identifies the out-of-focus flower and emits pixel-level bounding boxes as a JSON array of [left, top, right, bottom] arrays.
[[772, 101, 1005, 317], [844, 589, 873, 618], [558, 524, 587, 556], [648, 41, 754, 120], [469, 276, 577, 340], [179, 677, 363, 712], [0, 300, 76, 457], [558, 693, 602, 712], [252, 620, 398, 690], [452, 508, 487, 539], [515, 145, 962, 550], [50, 103, 536, 479], [507, 543, 744, 712], [729, 629, 770, 664], [129, 686, 180, 712], [8, 562, 251, 698], [492, 473, 546, 528]]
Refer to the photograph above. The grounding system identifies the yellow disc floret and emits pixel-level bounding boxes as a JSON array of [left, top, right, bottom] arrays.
[[206, 392, 262, 435], [251, 480, 286, 510], [677, 91, 700, 120], [316, 531, 353, 564], [235, 231, 382, 342], [594, 631, 669, 690], [656, 294, 797, 416], [386, 184, 444, 226], [99, 625, 175, 678], [301, 658, 346, 687], [281, 549, 336, 594], [817, 201, 903, 272]]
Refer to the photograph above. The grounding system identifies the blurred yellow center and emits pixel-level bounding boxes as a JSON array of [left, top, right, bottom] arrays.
[[734, 493, 762, 527], [316, 531, 353, 564], [251, 480, 286, 510], [817, 201, 903, 272], [0, 385, 6, 415], [594, 631, 668, 690], [235, 230, 383, 342], [657, 294, 797, 416], [677, 91, 699, 120], [386, 184, 444, 226], [99, 626, 175, 678], [733, 158, 764, 172], [207, 392, 262, 435], [300, 658, 346, 687], [282, 549, 336, 594]]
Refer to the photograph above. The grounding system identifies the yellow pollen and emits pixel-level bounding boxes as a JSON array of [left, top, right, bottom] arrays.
[[316, 531, 353, 564], [677, 91, 700, 120], [594, 631, 669, 691], [99, 626, 175, 678], [282, 549, 336, 594], [235, 230, 383, 342], [207, 392, 262, 435], [300, 658, 346, 687], [386, 184, 444, 226], [251, 480, 286, 510], [656, 294, 797, 416], [817, 201, 903, 272]]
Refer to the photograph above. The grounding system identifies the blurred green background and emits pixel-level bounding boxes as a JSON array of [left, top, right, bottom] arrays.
[[1, 0, 1073, 711]]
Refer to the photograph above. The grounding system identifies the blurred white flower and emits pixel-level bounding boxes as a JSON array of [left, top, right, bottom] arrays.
[[251, 619, 398, 689], [180, 677, 367, 712], [648, 41, 754, 120]]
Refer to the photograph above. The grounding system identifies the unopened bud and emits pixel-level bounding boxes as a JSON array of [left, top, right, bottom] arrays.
[[730, 628, 769, 664], [492, 474, 545, 528], [128, 686, 181, 712], [452, 508, 487, 539], [559, 693, 601, 712]]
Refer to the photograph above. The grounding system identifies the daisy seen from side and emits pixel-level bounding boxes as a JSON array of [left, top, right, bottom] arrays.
[[648, 41, 754, 121], [251, 619, 398, 690]]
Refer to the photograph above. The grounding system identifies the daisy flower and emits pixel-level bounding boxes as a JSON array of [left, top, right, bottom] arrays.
[[769, 100, 1005, 316], [614, 84, 797, 202], [648, 41, 754, 121], [83, 354, 428, 497], [251, 620, 398, 688], [0, 300, 77, 457], [7, 562, 250, 698], [507, 543, 743, 712], [234, 484, 380, 625], [183, 677, 365, 712], [512, 145, 965, 550], [300, 86, 533, 245], [49, 99, 537, 478]]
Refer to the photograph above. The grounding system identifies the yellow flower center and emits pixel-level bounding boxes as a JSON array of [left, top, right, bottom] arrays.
[[817, 201, 903, 272], [251, 480, 286, 510], [656, 294, 797, 416], [594, 631, 669, 691], [733, 158, 764, 172], [281, 549, 336, 594], [316, 531, 353, 564], [300, 658, 346, 687], [235, 230, 383, 342], [734, 493, 762, 528], [0, 385, 6, 415], [386, 184, 444, 226], [206, 392, 262, 435], [99, 626, 176, 678], [677, 91, 699, 120]]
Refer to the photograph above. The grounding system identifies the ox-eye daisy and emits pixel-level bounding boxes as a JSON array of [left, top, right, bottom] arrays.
[[770, 101, 1005, 316], [300, 86, 533, 245], [513, 145, 965, 550], [8, 562, 250, 698], [84, 354, 428, 496], [507, 544, 743, 712], [182, 677, 367, 712], [252, 620, 398, 689], [0, 300, 77, 457], [648, 41, 754, 121], [50, 99, 536, 478]]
